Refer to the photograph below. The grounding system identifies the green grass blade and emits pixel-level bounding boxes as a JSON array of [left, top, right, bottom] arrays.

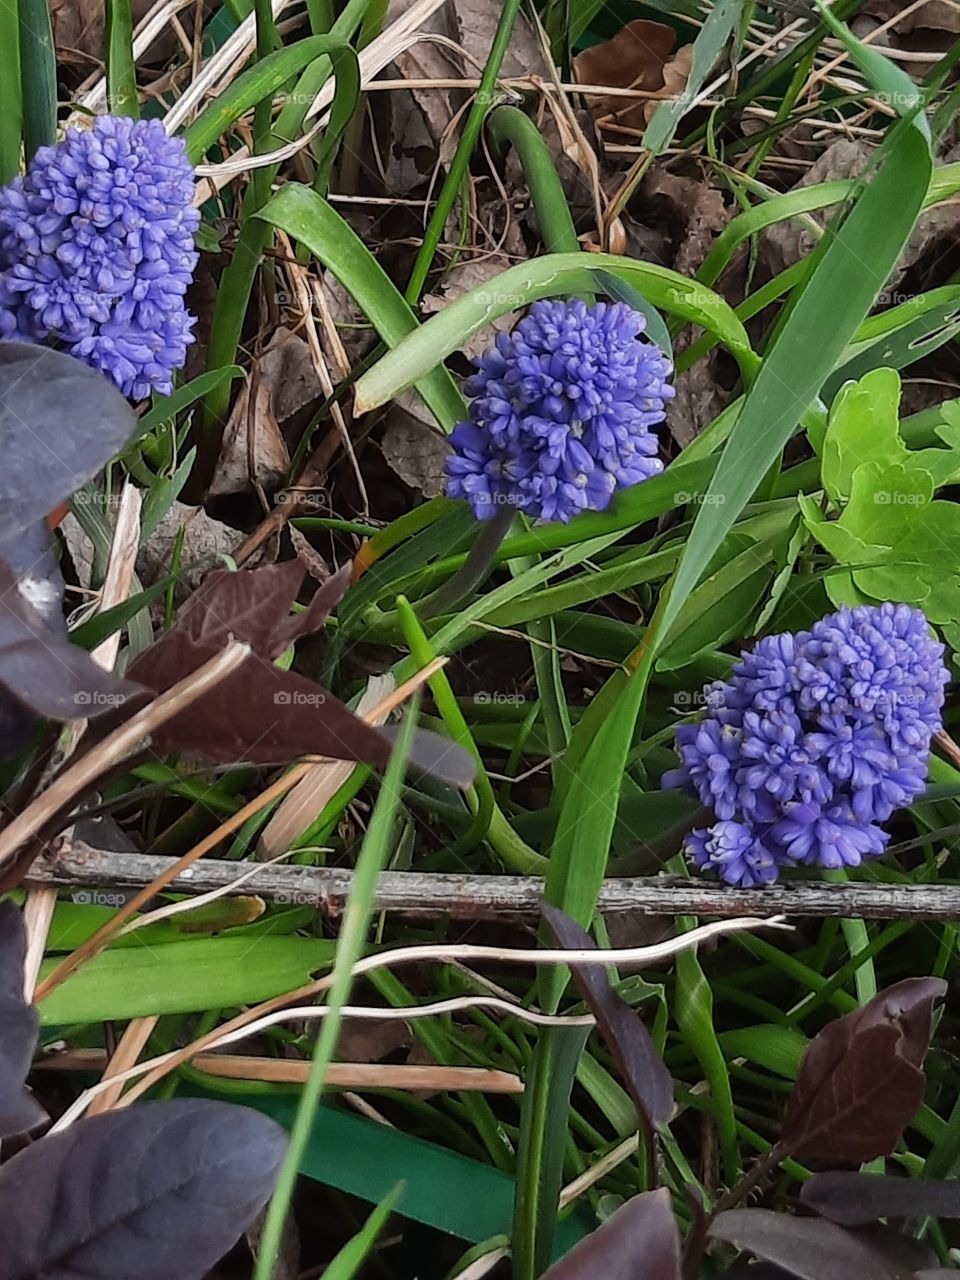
[[183, 37, 359, 163], [696, 164, 960, 289], [642, 0, 742, 156], [512, 1024, 591, 1280], [403, 0, 524, 301], [18, 0, 57, 162], [654, 85, 933, 652], [353, 253, 758, 415], [0, 0, 22, 184], [321, 1185, 404, 1280], [255, 184, 466, 429], [252, 703, 417, 1280], [105, 0, 139, 117]]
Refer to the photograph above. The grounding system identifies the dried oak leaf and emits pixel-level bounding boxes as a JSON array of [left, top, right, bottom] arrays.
[[381, 393, 450, 499], [209, 328, 315, 501], [574, 20, 679, 133], [781, 977, 945, 1163]]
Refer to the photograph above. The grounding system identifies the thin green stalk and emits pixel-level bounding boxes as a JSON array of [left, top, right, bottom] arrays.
[[252, 704, 417, 1280], [251, 0, 282, 210], [403, 0, 526, 302], [18, 0, 56, 162], [0, 0, 23, 184], [105, 0, 139, 117], [395, 595, 495, 856], [487, 106, 579, 251], [487, 104, 580, 774], [193, 0, 369, 462]]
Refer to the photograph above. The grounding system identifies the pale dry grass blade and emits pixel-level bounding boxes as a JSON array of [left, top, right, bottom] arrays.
[[190, 0, 452, 201], [22, 483, 143, 999], [50, 915, 784, 1126], [87, 1015, 160, 1115], [37, 1048, 524, 1093], [259, 674, 394, 859]]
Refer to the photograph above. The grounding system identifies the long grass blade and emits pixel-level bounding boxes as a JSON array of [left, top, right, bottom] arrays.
[[0, 0, 22, 184], [18, 0, 57, 162]]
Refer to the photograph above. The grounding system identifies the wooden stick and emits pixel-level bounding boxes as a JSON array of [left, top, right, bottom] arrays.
[[27, 843, 960, 921], [36, 1048, 523, 1094]]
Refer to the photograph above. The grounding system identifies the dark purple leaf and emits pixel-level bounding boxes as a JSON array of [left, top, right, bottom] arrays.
[[723, 1267, 796, 1279], [0, 342, 137, 541], [124, 561, 475, 787], [173, 559, 351, 659], [803, 1173, 960, 1226], [0, 1099, 287, 1280], [541, 1189, 681, 1280], [709, 1210, 900, 1280], [0, 901, 45, 1137], [0, 556, 147, 730], [781, 979, 945, 1163], [0, 522, 66, 757], [541, 904, 674, 1130]]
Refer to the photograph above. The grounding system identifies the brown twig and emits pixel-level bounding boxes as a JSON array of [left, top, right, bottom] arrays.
[[27, 846, 960, 922]]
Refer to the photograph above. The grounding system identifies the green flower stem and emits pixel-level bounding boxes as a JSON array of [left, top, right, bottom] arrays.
[[402, 0, 525, 302], [252, 703, 418, 1280], [486, 106, 579, 254]]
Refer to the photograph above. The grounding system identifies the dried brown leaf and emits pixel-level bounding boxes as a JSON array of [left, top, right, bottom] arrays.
[[209, 329, 316, 500], [381, 394, 450, 498], [574, 20, 677, 132]]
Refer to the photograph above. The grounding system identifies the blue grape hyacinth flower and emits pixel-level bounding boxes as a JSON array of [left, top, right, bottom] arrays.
[[446, 298, 674, 523], [665, 603, 949, 886], [0, 115, 199, 399]]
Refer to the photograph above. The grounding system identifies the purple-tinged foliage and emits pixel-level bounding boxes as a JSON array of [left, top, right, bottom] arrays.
[[665, 603, 948, 885], [0, 116, 199, 398], [446, 298, 673, 523]]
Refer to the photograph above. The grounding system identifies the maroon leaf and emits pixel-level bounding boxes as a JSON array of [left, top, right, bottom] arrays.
[[781, 979, 945, 1163], [541, 1189, 681, 1280], [125, 562, 475, 787], [541, 904, 674, 1130], [709, 1209, 900, 1280], [0, 556, 147, 739], [0, 901, 46, 1137], [173, 559, 351, 659], [802, 1172, 960, 1226], [0, 1099, 286, 1279], [0, 342, 137, 541]]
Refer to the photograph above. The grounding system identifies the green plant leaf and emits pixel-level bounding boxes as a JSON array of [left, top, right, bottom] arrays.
[[255, 184, 466, 430], [0, 0, 22, 186], [37, 936, 334, 1023], [820, 368, 907, 504], [183, 38, 359, 163], [653, 26, 934, 653], [642, 0, 742, 156], [353, 253, 758, 415], [17, 0, 56, 162]]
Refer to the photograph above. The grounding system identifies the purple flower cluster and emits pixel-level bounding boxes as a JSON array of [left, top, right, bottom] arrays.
[[0, 115, 199, 399], [665, 603, 948, 887], [446, 298, 674, 523]]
